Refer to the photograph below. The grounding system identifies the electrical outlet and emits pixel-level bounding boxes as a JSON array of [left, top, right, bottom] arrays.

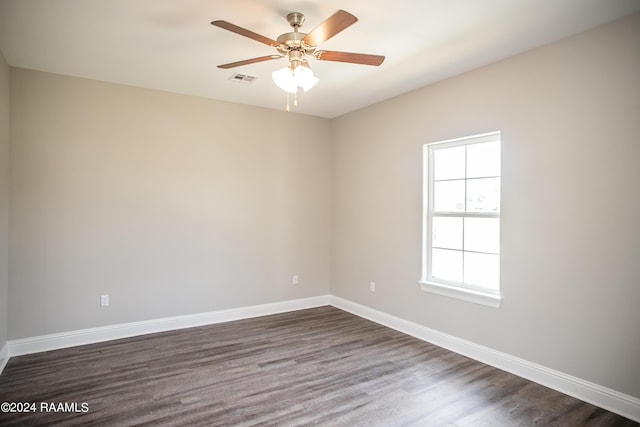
[[292, 275, 299, 285], [100, 295, 109, 307], [369, 282, 376, 292]]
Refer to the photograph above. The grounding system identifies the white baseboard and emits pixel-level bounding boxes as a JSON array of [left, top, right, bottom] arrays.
[[0, 342, 8, 375], [9, 295, 330, 357], [4, 294, 638, 422], [329, 295, 640, 423]]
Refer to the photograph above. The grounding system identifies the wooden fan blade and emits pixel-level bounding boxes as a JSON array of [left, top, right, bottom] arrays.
[[302, 10, 358, 47], [211, 20, 280, 47], [314, 50, 385, 66], [218, 55, 282, 69]]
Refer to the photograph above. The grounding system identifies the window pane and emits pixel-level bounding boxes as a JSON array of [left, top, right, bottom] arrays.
[[434, 180, 465, 212], [432, 248, 462, 283], [464, 218, 500, 254], [464, 252, 500, 291], [433, 217, 463, 250], [467, 141, 500, 178], [467, 177, 500, 213], [433, 146, 465, 180]]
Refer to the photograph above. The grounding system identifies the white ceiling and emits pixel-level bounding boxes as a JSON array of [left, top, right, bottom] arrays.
[[1, 0, 639, 118]]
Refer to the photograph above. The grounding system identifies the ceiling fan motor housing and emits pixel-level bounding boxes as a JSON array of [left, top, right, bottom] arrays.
[[276, 32, 315, 53]]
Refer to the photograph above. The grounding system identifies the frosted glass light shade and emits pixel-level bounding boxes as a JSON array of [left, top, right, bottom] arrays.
[[294, 66, 319, 92], [272, 64, 319, 93], [272, 67, 297, 93]]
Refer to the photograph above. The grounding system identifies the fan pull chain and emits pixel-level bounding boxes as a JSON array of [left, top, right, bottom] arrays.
[[286, 92, 290, 112], [294, 91, 298, 107]]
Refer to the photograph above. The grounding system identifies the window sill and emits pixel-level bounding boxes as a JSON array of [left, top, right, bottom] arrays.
[[418, 281, 502, 308]]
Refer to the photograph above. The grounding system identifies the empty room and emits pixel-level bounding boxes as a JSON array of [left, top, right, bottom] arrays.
[[0, 0, 639, 425]]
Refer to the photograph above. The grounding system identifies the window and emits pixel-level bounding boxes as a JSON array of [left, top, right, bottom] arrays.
[[420, 132, 502, 308]]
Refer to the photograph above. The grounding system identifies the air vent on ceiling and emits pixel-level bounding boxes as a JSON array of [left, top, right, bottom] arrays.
[[228, 73, 257, 84]]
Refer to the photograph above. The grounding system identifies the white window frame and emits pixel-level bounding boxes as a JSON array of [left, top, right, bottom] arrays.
[[420, 131, 502, 308]]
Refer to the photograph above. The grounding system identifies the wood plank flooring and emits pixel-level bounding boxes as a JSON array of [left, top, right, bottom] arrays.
[[0, 306, 636, 426]]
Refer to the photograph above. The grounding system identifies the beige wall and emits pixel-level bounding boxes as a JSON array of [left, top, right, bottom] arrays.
[[331, 14, 640, 398], [9, 69, 332, 338], [0, 49, 9, 349]]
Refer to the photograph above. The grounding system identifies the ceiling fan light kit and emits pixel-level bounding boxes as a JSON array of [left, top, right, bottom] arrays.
[[211, 10, 384, 111], [272, 64, 319, 94]]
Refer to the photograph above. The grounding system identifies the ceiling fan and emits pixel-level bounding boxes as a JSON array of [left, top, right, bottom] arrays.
[[211, 10, 385, 99]]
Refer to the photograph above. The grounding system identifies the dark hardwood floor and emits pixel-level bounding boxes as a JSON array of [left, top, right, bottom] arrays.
[[0, 306, 636, 426]]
